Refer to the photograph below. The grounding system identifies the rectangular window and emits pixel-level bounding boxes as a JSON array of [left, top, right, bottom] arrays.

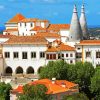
[[20, 23, 22, 27], [46, 54, 56, 60], [46, 54, 49, 59], [70, 60, 73, 64], [4, 52, 10, 58], [30, 23, 33, 27], [66, 53, 68, 57], [22, 52, 27, 59], [25, 23, 27, 27], [76, 53, 82, 58], [62, 54, 64, 58], [96, 52, 100, 58], [40, 52, 45, 58], [70, 53, 73, 57], [13, 52, 18, 59], [31, 52, 36, 58], [86, 51, 91, 58]]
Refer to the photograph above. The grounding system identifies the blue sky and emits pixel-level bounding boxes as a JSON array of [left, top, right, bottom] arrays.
[[0, 0, 100, 27]]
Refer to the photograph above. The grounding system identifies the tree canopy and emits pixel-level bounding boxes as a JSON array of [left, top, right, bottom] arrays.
[[18, 84, 51, 100], [0, 82, 12, 100], [62, 93, 89, 100], [90, 67, 100, 100], [39, 60, 95, 99]]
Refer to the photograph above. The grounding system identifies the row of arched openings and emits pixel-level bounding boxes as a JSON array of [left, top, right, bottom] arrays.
[[5, 66, 43, 75]]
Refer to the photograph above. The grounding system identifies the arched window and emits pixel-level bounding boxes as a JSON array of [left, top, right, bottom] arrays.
[[5, 67, 13, 75], [26, 67, 34, 74], [16, 67, 23, 74], [38, 67, 44, 74]]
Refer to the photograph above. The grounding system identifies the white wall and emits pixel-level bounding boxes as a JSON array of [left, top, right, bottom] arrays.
[[3, 44, 47, 74], [76, 45, 100, 67], [5, 23, 18, 29], [18, 22, 35, 36]]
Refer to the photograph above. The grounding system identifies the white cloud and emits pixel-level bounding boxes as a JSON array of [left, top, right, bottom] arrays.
[[0, 5, 5, 10], [97, 12, 100, 15]]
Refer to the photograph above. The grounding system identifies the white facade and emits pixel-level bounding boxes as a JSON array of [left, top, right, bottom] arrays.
[[3, 44, 47, 75], [18, 22, 35, 36], [76, 45, 100, 67]]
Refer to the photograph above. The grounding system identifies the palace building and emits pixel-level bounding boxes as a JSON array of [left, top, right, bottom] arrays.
[[0, 4, 100, 76]]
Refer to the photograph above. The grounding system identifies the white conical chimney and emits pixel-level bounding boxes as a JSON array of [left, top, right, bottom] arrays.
[[80, 3, 89, 39], [69, 5, 83, 41]]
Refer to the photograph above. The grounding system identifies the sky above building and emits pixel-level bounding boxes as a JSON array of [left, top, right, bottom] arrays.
[[0, 0, 100, 27]]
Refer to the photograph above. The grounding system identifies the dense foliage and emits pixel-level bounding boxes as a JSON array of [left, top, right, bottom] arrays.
[[62, 93, 89, 100], [39, 60, 97, 99], [0, 82, 12, 100], [90, 67, 100, 100], [18, 84, 51, 100]]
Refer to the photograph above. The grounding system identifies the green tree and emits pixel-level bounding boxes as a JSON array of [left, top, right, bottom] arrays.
[[90, 67, 100, 100], [73, 62, 95, 99], [18, 84, 51, 100], [62, 93, 89, 100], [0, 82, 12, 100], [40, 60, 69, 80]]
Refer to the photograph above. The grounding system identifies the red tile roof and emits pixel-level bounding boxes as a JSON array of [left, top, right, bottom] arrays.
[[46, 43, 75, 52], [3, 36, 48, 45], [20, 18, 49, 23], [12, 79, 78, 94], [34, 32, 60, 38], [30, 26, 46, 31], [77, 40, 100, 45], [4, 28, 18, 32], [0, 34, 16, 38], [20, 18, 38, 22], [7, 13, 25, 23], [47, 24, 70, 31]]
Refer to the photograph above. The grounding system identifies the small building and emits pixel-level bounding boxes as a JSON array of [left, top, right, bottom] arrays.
[[10, 79, 79, 100]]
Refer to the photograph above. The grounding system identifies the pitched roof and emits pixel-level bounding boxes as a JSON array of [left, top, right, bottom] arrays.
[[58, 43, 75, 51], [0, 34, 16, 38], [11, 79, 78, 94], [30, 26, 46, 31], [20, 18, 38, 22], [46, 43, 75, 52], [47, 24, 70, 31], [20, 18, 49, 23], [4, 28, 18, 32], [77, 40, 100, 45], [34, 32, 60, 38], [7, 13, 25, 23], [3, 36, 47, 45]]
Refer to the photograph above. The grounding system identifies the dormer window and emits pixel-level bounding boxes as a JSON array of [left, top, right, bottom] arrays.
[[20, 23, 22, 27], [25, 23, 27, 27], [30, 23, 33, 27]]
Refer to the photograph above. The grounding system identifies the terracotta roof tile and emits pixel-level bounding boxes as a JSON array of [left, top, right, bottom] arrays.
[[34, 32, 60, 38], [3, 36, 48, 45], [47, 24, 70, 31], [46, 43, 75, 52], [30, 26, 46, 31], [7, 13, 25, 23], [20, 18, 49, 23], [20, 18, 38, 22], [46, 47, 59, 52], [4, 28, 18, 32], [12, 79, 78, 94], [0, 34, 16, 38], [77, 40, 100, 45]]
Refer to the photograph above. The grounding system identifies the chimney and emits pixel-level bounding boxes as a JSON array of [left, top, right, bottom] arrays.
[[52, 78, 56, 84], [80, 3, 89, 39], [69, 5, 83, 41]]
